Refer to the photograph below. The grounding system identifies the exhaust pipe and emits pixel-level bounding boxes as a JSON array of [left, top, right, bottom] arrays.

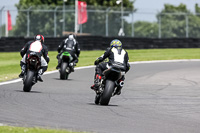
[[119, 81, 124, 87]]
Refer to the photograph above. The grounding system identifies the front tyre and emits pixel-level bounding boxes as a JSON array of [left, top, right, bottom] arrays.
[[23, 70, 34, 92], [100, 80, 115, 105], [60, 62, 68, 79]]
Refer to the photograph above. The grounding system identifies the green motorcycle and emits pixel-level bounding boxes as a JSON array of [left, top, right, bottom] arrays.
[[59, 51, 73, 80]]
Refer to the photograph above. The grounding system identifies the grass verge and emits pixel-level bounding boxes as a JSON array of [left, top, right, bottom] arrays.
[[0, 126, 82, 133], [0, 48, 200, 82]]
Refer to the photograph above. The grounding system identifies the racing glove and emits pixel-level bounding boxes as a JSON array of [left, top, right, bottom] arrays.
[[94, 59, 100, 65]]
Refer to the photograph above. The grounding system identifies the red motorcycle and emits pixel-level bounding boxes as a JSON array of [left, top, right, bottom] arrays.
[[23, 52, 41, 92]]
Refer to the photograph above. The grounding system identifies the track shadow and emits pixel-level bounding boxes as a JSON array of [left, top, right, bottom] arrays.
[[52, 78, 74, 81], [87, 103, 118, 107], [15, 90, 42, 93]]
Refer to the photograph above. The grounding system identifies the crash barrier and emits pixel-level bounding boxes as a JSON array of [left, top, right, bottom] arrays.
[[0, 36, 200, 52]]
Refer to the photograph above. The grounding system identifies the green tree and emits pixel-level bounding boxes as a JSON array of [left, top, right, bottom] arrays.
[[158, 3, 200, 38], [195, 3, 200, 13], [134, 21, 158, 38], [189, 3, 200, 38], [159, 4, 190, 38], [68, 0, 134, 36], [13, 0, 134, 37], [156, 3, 200, 38]]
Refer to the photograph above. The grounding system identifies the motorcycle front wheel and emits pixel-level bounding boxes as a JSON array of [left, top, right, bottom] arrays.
[[23, 70, 34, 92]]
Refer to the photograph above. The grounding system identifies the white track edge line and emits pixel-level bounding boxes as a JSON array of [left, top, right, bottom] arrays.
[[129, 59, 200, 64], [0, 59, 200, 86]]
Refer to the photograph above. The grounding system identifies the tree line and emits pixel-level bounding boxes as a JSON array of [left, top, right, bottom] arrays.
[[6, 0, 200, 38]]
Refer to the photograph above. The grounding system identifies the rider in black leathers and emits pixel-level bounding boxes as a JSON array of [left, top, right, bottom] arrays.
[[56, 34, 80, 71], [19, 34, 50, 82], [91, 39, 130, 95]]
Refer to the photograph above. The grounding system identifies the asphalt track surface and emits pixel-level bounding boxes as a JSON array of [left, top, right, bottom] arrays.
[[0, 60, 200, 133]]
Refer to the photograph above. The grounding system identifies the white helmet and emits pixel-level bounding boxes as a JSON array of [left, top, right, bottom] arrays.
[[34, 34, 44, 43], [68, 34, 74, 40]]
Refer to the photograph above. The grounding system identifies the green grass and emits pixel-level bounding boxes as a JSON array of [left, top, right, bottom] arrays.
[[127, 48, 200, 61], [0, 48, 200, 82], [0, 126, 82, 133]]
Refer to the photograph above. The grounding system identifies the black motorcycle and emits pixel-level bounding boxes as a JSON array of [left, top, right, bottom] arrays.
[[95, 62, 126, 105], [23, 52, 41, 92]]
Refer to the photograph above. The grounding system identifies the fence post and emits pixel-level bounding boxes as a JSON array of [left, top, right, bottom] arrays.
[[131, 10, 134, 37], [0, 6, 4, 38], [186, 13, 189, 38], [158, 13, 162, 38], [0, 6, 5, 38], [63, 1, 67, 36], [27, 7, 32, 37], [54, 6, 58, 37], [105, 7, 110, 36], [75, 0, 78, 34]]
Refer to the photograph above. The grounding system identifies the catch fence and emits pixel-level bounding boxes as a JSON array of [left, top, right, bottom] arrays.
[[1, 5, 200, 38]]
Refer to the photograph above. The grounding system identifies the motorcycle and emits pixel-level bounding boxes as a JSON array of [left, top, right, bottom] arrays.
[[94, 61, 126, 105], [23, 52, 41, 92], [59, 51, 74, 80]]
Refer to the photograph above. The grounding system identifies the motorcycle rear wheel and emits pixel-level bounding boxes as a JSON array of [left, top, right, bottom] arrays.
[[60, 62, 69, 79], [100, 80, 115, 105], [23, 70, 34, 92]]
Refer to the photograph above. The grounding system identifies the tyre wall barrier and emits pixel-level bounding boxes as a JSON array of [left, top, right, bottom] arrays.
[[0, 36, 200, 52]]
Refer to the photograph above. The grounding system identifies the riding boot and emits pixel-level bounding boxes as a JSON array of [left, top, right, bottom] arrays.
[[56, 59, 61, 69], [69, 62, 76, 72], [91, 74, 102, 91], [114, 79, 124, 95], [19, 62, 26, 78], [114, 86, 122, 95], [37, 69, 44, 82]]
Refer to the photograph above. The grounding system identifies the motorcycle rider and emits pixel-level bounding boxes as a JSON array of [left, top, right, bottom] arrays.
[[91, 39, 130, 95], [56, 34, 80, 72], [19, 34, 50, 82]]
